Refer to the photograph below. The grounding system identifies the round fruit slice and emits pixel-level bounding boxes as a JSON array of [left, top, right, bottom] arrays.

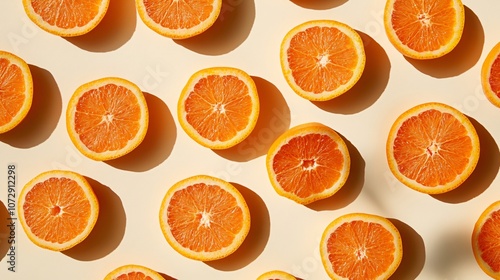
[[104, 264, 165, 280], [481, 42, 500, 108], [266, 122, 350, 205], [472, 200, 500, 279], [18, 170, 99, 251], [136, 0, 222, 39], [320, 213, 403, 280], [22, 0, 110, 37], [384, 0, 465, 59], [66, 77, 149, 161], [159, 175, 251, 261], [280, 19, 365, 101], [386, 102, 480, 194], [0, 50, 33, 134], [257, 270, 297, 280], [178, 67, 259, 149]]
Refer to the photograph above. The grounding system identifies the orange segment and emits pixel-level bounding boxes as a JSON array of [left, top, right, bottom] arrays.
[[481, 42, 500, 108], [18, 170, 99, 251], [266, 122, 350, 205], [66, 77, 149, 161], [472, 200, 500, 279], [386, 102, 479, 194], [159, 175, 250, 261], [136, 0, 222, 39], [22, 0, 110, 37], [280, 20, 365, 101], [0, 50, 33, 134], [104, 264, 165, 280], [257, 270, 297, 280], [384, 0, 465, 59], [320, 213, 403, 280], [178, 67, 259, 149]]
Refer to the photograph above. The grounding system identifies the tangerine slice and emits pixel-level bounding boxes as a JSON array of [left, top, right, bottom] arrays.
[[104, 264, 165, 280], [257, 270, 297, 280], [481, 42, 500, 108], [472, 200, 500, 279]]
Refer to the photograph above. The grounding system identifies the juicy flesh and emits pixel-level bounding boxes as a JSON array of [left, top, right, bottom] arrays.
[[391, 0, 458, 52], [287, 25, 358, 94], [489, 55, 500, 98], [115, 272, 153, 280], [393, 109, 473, 187], [23, 177, 91, 244], [166, 183, 244, 253], [74, 84, 141, 153], [184, 75, 252, 142], [272, 133, 344, 198], [0, 58, 26, 126], [478, 210, 500, 272], [327, 220, 396, 280], [143, 0, 214, 29], [30, 0, 102, 29]]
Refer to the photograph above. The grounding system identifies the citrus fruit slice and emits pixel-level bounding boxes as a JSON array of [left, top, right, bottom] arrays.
[[386, 102, 479, 194], [18, 170, 99, 251], [280, 19, 365, 101], [159, 175, 251, 261], [104, 264, 165, 280], [384, 0, 465, 59], [66, 77, 149, 161], [22, 0, 110, 37], [0, 50, 33, 134], [320, 213, 403, 280], [257, 270, 297, 280], [266, 122, 350, 205], [481, 42, 500, 108], [136, 0, 222, 39], [177, 67, 259, 149], [472, 200, 500, 279]]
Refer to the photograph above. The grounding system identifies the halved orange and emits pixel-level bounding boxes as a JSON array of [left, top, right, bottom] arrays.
[[472, 200, 500, 279], [177, 67, 259, 150], [18, 170, 99, 251], [320, 213, 403, 280], [384, 0, 465, 59], [481, 42, 500, 108], [159, 175, 251, 261], [386, 102, 479, 194], [136, 0, 222, 39], [66, 77, 149, 161], [0, 50, 33, 134], [257, 270, 297, 280], [266, 122, 350, 205], [280, 20, 365, 101], [22, 0, 110, 37], [104, 264, 165, 280]]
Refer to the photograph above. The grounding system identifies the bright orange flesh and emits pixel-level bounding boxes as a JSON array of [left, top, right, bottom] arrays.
[[472, 201, 500, 278], [104, 264, 165, 280], [481, 42, 500, 108]]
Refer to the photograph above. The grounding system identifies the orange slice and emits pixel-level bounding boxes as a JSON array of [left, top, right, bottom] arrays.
[[0, 50, 33, 134], [280, 20, 365, 101], [481, 42, 500, 108], [384, 0, 465, 59], [177, 67, 259, 149], [66, 77, 149, 161], [159, 175, 251, 261], [472, 200, 500, 279], [18, 170, 99, 251], [22, 0, 110, 37], [386, 102, 479, 194], [257, 270, 297, 280], [104, 264, 165, 280], [320, 213, 403, 280], [136, 0, 222, 39], [266, 122, 350, 205]]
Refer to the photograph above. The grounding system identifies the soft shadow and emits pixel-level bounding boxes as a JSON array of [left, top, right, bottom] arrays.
[[0, 65, 62, 148], [0, 201, 10, 261], [214, 76, 290, 161], [432, 117, 499, 203], [389, 219, 426, 280], [290, 0, 348, 10], [63, 177, 126, 260], [405, 6, 484, 78], [430, 229, 471, 278], [307, 135, 364, 211], [65, 0, 136, 52], [158, 272, 177, 280], [174, 0, 255, 55], [313, 32, 390, 114], [206, 182, 270, 271], [107, 93, 176, 171]]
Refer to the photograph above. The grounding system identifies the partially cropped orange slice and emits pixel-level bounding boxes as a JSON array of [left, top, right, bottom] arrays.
[[386, 102, 479, 194], [472, 200, 500, 279], [257, 270, 297, 280], [104, 264, 165, 280], [0, 50, 33, 134], [481, 42, 500, 108]]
